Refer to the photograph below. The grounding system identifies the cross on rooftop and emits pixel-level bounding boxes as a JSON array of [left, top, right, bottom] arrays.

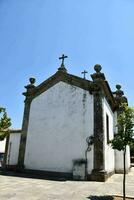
[[81, 70, 88, 79], [59, 54, 68, 65], [58, 54, 68, 73]]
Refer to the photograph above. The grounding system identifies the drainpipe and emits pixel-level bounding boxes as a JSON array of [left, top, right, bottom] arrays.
[[7, 142, 12, 166], [85, 136, 94, 180]]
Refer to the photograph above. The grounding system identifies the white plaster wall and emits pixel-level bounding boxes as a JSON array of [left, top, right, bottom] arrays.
[[114, 109, 130, 172], [115, 146, 130, 172], [114, 111, 118, 134], [103, 98, 115, 172], [24, 81, 94, 174], [7, 133, 21, 165], [0, 138, 6, 153], [114, 111, 131, 172]]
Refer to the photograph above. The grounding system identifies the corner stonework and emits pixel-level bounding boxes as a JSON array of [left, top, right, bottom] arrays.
[[88, 64, 107, 181], [18, 78, 36, 169]]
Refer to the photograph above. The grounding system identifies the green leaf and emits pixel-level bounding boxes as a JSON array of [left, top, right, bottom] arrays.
[[0, 107, 11, 140]]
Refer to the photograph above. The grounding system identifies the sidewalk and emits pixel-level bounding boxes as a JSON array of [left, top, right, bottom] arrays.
[[0, 168, 133, 200]]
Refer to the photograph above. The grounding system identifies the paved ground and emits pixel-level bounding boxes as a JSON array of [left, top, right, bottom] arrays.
[[0, 168, 134, 200]]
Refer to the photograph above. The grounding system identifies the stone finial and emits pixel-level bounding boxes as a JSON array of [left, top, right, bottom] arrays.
[[58, 54, 68, 73], [94, 64, 102, 73], [91, 64, 105, 81], [29, 77, 36, 85], [115, 84, 124, 96], [114, 84, 128, 105], [116, 84, 121, 91], [24, 77, 36, 92]]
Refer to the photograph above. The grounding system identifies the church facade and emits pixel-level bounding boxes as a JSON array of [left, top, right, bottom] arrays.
[[4, 58, 130, 181]]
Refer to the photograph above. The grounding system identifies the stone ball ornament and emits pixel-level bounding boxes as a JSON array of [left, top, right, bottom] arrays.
[[116, 84, 121, 90], [94, 64, 102, 73], [29, 77, 36, 85]]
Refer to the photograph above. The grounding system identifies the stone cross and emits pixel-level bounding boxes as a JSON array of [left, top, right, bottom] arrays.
[[81, 70, 88, 79], [59, 54, 68, 65]]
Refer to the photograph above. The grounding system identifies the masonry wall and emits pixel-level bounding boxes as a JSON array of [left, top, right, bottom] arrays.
[[24, 81, 94, 174], [6, 133, 21, 165], [103, 98, 115, 173]]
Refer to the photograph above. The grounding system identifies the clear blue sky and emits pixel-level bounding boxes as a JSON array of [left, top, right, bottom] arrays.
[[0, 0, 134, 128]]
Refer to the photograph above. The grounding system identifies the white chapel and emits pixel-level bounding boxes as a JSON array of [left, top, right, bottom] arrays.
[[4, 55, 130, 181]]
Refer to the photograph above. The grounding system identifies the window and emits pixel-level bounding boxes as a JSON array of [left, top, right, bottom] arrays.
[[106, 114, 109, 143]]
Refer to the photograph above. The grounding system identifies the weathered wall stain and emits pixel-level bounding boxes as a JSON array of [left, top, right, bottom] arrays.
[[24, 81, 94, 173]]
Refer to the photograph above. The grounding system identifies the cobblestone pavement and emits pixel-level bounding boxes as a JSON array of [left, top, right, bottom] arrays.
[[0, 168, 134, 200]]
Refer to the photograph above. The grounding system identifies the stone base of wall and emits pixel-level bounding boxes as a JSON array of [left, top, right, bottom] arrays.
[[115, 167, 131, 174], [87, 169, 115, 182], [23, 169, 73, 180], [4, 165, 17, 171], [4, 165, 116, 182], [4, 165, 73, 180]]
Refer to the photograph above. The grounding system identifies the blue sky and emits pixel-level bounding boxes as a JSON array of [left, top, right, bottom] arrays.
[[0, 0, 134, 128]]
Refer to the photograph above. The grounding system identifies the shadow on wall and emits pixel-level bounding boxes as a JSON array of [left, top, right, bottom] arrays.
[[87, 196, 114, 200]]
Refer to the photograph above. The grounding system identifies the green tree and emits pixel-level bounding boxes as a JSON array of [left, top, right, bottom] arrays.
[[0, 107, 11, 141], [109, 103, 134, 200]]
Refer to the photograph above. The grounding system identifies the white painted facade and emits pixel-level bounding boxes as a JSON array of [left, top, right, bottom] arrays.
[[103, 98, 130, 172], [115, 147, 130, 173], [5, 77, 131, 178], [0, 138, 6, 153], [113, 111, 130, 172], [103, 98, 115, 172], [24, 81, 94, 174], [6, 132, 21, 165]]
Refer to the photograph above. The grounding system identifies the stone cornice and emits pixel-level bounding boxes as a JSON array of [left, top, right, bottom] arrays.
[[9, 129, 22, 134], [23, 69, 118, 112], [91, 80, 116, 112], [101, 80, 117, 111], [23, 71, 94, 101], [0, 129, 21, 134]]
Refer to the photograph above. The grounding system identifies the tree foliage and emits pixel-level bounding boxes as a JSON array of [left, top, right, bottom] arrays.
[[0, 107, 11, 141], [109, 103, 134, 200], [110, 103, 134, 151]]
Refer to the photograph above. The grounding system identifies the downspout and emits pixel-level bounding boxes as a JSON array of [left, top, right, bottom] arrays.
[[7, 142, 12, 166], [85, 136, 94, 180]]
